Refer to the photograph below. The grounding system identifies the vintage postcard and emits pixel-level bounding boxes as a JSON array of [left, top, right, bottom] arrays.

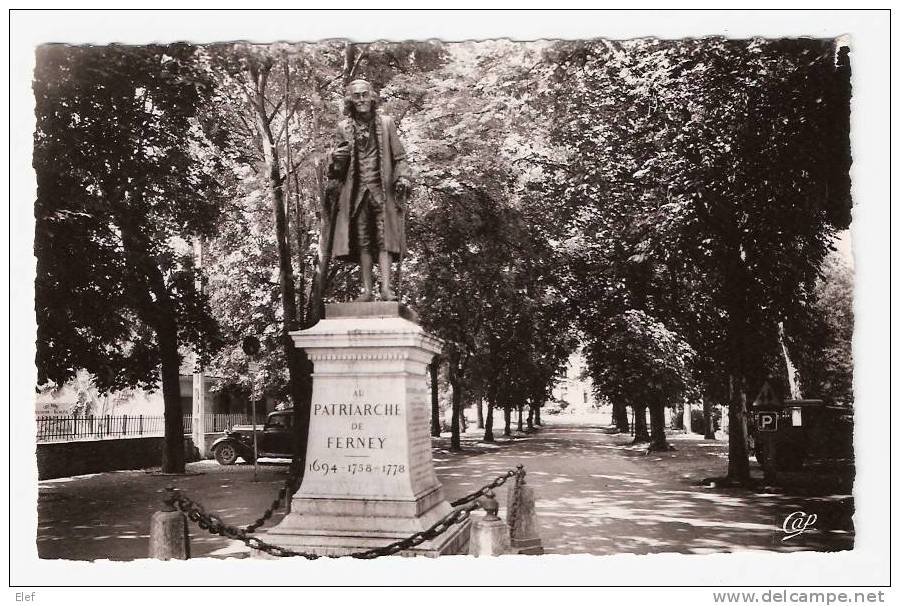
[[9, 8, 891, 597]]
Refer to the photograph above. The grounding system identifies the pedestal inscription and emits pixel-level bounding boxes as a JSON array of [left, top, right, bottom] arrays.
[[256, 303, 468, 557]]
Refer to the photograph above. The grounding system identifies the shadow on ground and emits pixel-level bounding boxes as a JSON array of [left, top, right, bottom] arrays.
[[432, 424, 854, 556], [37, 462, 293, 560], [36, 423, 853, 560]]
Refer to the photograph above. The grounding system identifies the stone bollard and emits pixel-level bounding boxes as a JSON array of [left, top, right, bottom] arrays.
[[506, 467, 544, 555], [468, 490, 510, 556], [149, 487, 190, 560]]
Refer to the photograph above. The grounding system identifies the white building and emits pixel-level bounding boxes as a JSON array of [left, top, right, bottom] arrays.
[[550, 351, 598, 413]]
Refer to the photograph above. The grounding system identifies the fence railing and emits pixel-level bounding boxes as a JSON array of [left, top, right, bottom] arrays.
[[36, 414, 166, 442], [36, 413, 263, 443], [183, 412, 266, 434]]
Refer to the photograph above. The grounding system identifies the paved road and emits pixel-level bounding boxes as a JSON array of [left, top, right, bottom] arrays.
[[36, 423, 853, 560]]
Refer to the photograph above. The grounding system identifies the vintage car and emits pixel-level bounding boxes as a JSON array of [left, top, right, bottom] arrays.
[[210, 409, 295, 465]]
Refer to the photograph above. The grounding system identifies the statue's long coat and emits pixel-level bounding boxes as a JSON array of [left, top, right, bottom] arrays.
[[331, 113, 409, 261]]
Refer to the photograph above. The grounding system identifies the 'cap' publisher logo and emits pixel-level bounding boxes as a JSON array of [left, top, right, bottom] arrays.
[[782, 511, 817, 541]]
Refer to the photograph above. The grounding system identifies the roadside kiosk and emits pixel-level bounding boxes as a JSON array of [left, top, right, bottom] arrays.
[[751, 380, 852, 482], [752, 380, 821, 481]]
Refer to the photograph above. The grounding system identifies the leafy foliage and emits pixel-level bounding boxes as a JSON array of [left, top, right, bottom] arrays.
[[403, 41, 578, 444], [34, 38, 854, 470], [585, 310, 696, 411], [787, 251, 854, 405], [34, 43, 227, 392], [34, 44, 230, 471]]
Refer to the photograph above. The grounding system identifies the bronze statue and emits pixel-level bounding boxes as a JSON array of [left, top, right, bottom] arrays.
[[328, 79, 411, 302]]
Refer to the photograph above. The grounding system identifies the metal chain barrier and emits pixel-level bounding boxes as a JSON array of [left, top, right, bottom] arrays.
[[449, 465, 522, 507], [162, 457, 303, 542], [166, 465, 525, 558], [242, 459, 304, 534], [166, 486, 323, 559], [348, 499, 481, 559]]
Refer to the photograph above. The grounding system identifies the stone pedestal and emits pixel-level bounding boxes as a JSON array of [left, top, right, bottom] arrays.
[[149, 510, 190, 560], [507, 480, 544, 555], [469, 516, 510, 557], [257, 302, 469, 557]]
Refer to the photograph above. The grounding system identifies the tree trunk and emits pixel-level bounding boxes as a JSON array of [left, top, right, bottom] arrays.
[[119, 220, 184, 474], [727, 375, 751, 482], [648, 401, 673, 452], [450, 386, 461, 451], [448, 357, 462, 451], [342, 43, 363, 87], [158, 315, 184, 473], [476, 398, 484, 429], [527, 403, 534, 431], [613, 401, 630, 432], [723, 241, 752, 483], [703, 393, 716, 440], [516, 403, 524, 432], [503, 405, 512, 436], [429, 361, 441, 437], [249, 63, 309, 481], [534, 404, 542, 426], [283, 61, 307, 323], [632, 403, 650, 443], [292, 350, 314, 477], [484, 399, 495, 442]]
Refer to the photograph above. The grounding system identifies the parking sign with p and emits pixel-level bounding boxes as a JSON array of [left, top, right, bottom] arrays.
[[756, 411, 779, 432]]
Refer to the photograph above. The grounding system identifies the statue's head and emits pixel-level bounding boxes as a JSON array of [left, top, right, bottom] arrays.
[[344, 79, 378, 118]]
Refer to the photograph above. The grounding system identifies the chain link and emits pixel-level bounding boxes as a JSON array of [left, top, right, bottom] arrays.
[[241, 459, 304, 534], [349, 500, 480, 559], [168, 488, 324, 559], [167, 465, 524, 558], [449, 468, 519, 507]]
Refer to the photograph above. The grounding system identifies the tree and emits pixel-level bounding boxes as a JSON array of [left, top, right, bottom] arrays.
[[34, 44, 227, 472], [538, 37, 851, 481], [429, 358, 442, 437], [786, 249, 854, 406], [408, 188, 517, 449], [202, 41, 446, 471], [207, 46, 319, 465], [584, 311, 695, 451], [403, 40, 578, 448], [645, 39, 852, 480]]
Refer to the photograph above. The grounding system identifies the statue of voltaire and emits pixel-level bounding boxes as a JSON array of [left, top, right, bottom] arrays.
[[327, 79, 411, 302]]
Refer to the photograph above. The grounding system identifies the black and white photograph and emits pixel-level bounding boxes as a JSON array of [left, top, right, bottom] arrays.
[[8, 8, 891, 596]]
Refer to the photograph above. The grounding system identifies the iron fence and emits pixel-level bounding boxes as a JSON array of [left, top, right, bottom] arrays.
[[36, 412, 264, 443], [36, 414, 166, 442], [183, 412, 265, 433]]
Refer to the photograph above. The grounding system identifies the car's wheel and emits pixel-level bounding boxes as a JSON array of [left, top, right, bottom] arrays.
[[214, 442, 239, 466]]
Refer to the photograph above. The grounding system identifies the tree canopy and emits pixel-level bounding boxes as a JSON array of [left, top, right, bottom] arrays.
[[34, 37, 853, 472], [34, 43, 229, 471]]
